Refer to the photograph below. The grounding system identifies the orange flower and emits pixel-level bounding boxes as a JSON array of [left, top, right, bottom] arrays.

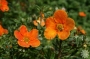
[[0, 0, 9, 12], [79, 12, 86, 17], [44, 10, 75, 40], [0, 25, 8, 36], [33, 12, 45, 27], [33, 17, 45, 27], [77, 26, 86, 35], [14, 25, 40, 48]]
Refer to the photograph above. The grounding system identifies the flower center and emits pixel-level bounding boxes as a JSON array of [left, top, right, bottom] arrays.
[[23, 37, 29, 43], [57, 24, 64, 31]]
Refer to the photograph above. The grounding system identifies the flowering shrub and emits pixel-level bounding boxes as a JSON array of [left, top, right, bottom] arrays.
[[0, 0, 9, 12], [0, 0, 90, 59]]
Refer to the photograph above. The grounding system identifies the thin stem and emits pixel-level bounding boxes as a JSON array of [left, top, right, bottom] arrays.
[[58, 40, 62, 59]]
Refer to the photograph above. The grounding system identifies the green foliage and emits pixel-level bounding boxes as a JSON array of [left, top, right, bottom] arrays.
[[0, 0, 90, 59]]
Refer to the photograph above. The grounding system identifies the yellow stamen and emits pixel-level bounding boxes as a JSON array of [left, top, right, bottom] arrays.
[[57, 24, 64, 31], [23, 37, 29, 43]]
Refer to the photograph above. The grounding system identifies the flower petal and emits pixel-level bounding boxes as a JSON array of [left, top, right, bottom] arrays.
[[45, 17, 56, 29], [18, 41, 30, 48], [1, 5, 9, 12], [19, 25, 28, 36], [30, 39, 40, 47], [0, 25, 8, 36], [14, 30, 23, 41], [0, 25, 4, 36], [0, 0, 9, 12], [4, 29, 8, 34], [65, 18, 75, 31], [44, 28, 57, 40], [1, 0, 8, 5], [53, 10, 67, 24], [58, 30, 70, 40], [33, 20, 38, 26], [80, 29, 86, 35], [29, 29, 38, 38], [40, 19, 45, 27], [79, 12, 86, 17]]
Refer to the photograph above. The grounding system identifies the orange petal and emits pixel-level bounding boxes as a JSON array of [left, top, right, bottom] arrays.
[[0, 25, 4, 36], [79, 12, 86, 17], [1, 0, 9, 12], [29, 29, 38, 38], [77, 26, 86, 35], [44, 28, 57, 40], [19, 25, 28, 36], [53, 10, 67, 24], [80, 29, 86, 35], [1, 0, 8, 4], [4, 29, 8, 34], [1, 5, 9, 12], [33, 20, 38, 26], [58, 30, 70, 40], [30, 39, 40, 47], [14, 30, 23, 41], [18, 41, 30, 48], [0, 30, 3, 36], [0, 25, 8, 36], [45, 17, 56, 29], [40, 19, 45, 27], [65, 18, 75, 31]]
